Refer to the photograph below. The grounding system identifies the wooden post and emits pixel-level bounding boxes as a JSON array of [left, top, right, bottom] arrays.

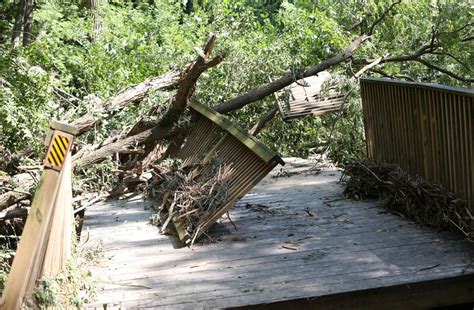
[[41, 153, 73, 276], [0, 122, 77, 310]]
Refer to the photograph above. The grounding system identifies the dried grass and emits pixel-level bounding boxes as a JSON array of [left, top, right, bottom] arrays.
[[343, 159, 473, 240]]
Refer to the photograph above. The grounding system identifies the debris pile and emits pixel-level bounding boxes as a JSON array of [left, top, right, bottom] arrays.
[[148, 158, 232, 245], [343, 159, 473, 240], [0, 146, 38, 248]]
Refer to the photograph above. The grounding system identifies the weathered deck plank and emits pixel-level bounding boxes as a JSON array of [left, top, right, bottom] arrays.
[[85, 158, 474, 309]]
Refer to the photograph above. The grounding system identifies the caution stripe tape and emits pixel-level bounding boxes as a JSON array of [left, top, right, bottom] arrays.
[[45, 132, 71, 170]]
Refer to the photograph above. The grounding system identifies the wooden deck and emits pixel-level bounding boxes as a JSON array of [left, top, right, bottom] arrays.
[[84, 158, 474, 309]]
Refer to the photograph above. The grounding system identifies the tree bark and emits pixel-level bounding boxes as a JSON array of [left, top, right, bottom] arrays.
[[73, 126, 182, 169], [22, 0, 34, 45], [214, 35, 368, 114], [249, 107, 279, 136], [0, 191, 30, 212], [11, 0, 25, 48], [71, 113, 96, 135]]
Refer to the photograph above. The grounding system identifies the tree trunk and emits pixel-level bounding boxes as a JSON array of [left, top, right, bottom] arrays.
[[103, 69, 181, 111], [71, 68, 181, 136], [214, 35, 368, 114], [0, 173, 35, 211], [73, 126, 182, 169], [71, 113, 96, 135], [0, 191, 30, 212], [12, 0, 25, 48], [87, 0, 102, 41], [22, 0, 34, 45]]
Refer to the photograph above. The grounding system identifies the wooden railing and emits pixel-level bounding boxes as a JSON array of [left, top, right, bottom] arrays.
[[360, 78, 473, 211], [170, 99, 284, 245]]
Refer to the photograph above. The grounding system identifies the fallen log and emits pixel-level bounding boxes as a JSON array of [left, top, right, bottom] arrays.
[[0, 173, 36, 211], [74, 33, 223, 170], [103, 69, 181, 112], [73, 125, 183, 169], [160, 35, 370, 154], [71, 68, 182, 135], [0, 191, 30, 212], [78, 34, 370, 185], [213, 35, 368, 114]]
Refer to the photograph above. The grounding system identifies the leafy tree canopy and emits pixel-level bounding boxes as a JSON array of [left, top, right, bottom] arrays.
[[0, 0, 472, 164]]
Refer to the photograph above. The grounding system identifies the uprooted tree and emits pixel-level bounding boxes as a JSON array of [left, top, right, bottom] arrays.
[[1, 0, 472, 222], [69, 2, 472, 195]]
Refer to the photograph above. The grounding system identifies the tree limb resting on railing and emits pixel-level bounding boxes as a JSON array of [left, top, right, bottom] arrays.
[[214, 35, 369, 114]]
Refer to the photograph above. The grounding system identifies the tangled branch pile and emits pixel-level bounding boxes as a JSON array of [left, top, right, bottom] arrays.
[[343, 159, 473, 240], [148, 158, 231, 245]]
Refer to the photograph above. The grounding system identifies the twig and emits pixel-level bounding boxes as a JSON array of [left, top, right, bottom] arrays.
[[417, 264, 440, 272], [226, 211, 237, 231], [368, 0, 402, 35], [356, 161, 384, 183]]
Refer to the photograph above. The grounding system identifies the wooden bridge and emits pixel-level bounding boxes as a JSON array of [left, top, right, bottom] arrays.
[[84, 159, 474, 309]]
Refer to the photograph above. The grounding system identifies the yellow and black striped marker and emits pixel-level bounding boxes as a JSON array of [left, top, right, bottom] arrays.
[[44, 131, 73, 171]]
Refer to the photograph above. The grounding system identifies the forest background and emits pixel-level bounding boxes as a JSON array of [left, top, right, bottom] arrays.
[[1, 0, 471, 171]]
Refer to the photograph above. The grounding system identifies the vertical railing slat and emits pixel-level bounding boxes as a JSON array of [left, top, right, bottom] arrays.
[[361, 78, 473, 212]]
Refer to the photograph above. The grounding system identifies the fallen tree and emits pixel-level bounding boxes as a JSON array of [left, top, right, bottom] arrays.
[[71, 68, 182, 135], [73, 33, 223, 169], [72, 33, 368, 171], [0, 1, 399, 211], [3, 0, 472, 237]]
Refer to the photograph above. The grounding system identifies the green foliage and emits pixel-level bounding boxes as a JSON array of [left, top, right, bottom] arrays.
[[0, 0, 471, 164], [0, 47, 53, 153], [73, 158, 118, 195], [0, 241, 101, 309], [0, 247, 15, 290], [34, 276, 58, 309], [33, 242, 102, 309]]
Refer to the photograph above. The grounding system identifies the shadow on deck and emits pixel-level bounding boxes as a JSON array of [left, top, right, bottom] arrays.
[[84, 159, 474, 309]]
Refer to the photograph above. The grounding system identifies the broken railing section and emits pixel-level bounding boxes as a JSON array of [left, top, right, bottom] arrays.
[[0, 121, 76, 310], [156, 100, 284, 246], [274, 72, 345, 121]]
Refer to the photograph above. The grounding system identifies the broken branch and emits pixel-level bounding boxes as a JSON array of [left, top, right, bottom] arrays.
[[214, 35, 369, 114]]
